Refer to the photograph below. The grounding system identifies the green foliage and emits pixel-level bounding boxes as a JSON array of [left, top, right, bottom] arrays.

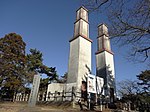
[[39, 78, 49, 92], [137, 70, 150, 103], [0, 33, 28, 100], [27, 48, 58, 80], [27, 49, 43, 72], [0, 33, 26, 91], [0, 33, 58, 100], [137, 70, 150, 93]]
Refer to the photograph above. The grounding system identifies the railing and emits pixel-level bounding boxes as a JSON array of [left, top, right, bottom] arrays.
[[13, 90, 77, 102]]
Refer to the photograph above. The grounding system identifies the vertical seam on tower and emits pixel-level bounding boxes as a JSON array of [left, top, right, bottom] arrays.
[[77, 37, 80, 84], [78, 9, 81, 36], [102, 35, 104, 50]]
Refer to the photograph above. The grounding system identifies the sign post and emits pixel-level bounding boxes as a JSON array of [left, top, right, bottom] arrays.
[[88, 93, 91, 110], [87, 74, 96, 110], [28, 74, 40, 107], [96, 76, 104, 112]]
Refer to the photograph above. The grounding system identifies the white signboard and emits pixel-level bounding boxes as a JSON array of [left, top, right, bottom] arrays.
[[87, 74, 96, 93], [28, 74, 40, 107], [96, 77, 104, 95]]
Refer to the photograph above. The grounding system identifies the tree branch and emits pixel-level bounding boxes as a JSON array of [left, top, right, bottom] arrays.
[[89, 0, 109, 11], [137, 47, 150, 53]]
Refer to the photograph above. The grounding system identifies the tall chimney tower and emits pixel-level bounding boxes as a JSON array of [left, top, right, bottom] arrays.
[[67, 6, 92, 97], [96, 24, 116, 103]]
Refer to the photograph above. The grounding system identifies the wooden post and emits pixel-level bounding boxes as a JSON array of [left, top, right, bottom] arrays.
[[22, 94, 24, 101], [62, 90, 64, 101], [71, 87, 74, 101], [26, 94, 29, 101], [19, 94, 21, 101], [54, 91, 57, 101], [88, 93, 91, 110], [100, 94, 102, 112], [13, 93, 16, 102]]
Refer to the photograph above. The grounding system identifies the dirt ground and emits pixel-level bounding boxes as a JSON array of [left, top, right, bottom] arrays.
[[0, 102, 82, 112]]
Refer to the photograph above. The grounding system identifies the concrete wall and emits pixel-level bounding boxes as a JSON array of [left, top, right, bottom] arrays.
[[96, 51, 115, 98], [46, 83, 65, 101], [47, 83, 65, 93], [46, 83, 76, 101], [76, 36, 91, 92], [96, 51, 115, 82], [67, 36, 91, 93], [105, 51, 115, 79], [67, 38, 79, 83]]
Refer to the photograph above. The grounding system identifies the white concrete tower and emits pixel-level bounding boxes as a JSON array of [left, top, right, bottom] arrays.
[[95, 24, 115, 103], [67, 6, 92, 94]]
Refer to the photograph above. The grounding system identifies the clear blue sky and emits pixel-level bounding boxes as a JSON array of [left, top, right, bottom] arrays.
[[0, 0, 147, 82]]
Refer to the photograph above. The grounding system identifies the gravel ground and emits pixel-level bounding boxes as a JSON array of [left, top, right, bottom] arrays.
[[0, 102, 82, 112], [0, 102, 118, 112], [0, 102, 24, 112]]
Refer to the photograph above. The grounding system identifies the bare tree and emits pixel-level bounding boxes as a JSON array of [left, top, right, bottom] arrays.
[[117, 79, 150, 111], [117, 80, 140, 98], [81, 0, 150, 64]]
